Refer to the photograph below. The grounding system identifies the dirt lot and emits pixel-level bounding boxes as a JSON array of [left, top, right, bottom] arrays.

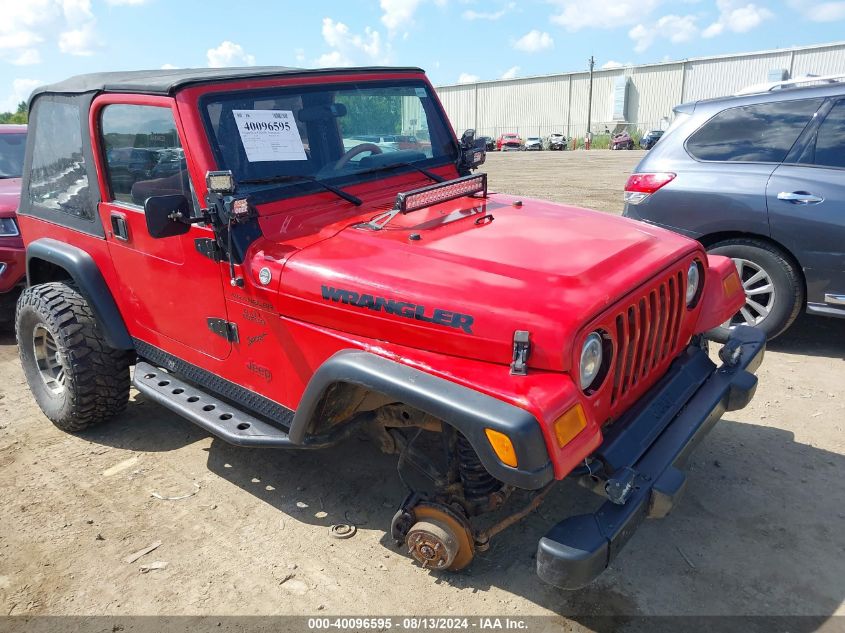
[[1, 151, 844, 628]]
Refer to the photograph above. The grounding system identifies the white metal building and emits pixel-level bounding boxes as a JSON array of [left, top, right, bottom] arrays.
[[434, 41, 845, 140]]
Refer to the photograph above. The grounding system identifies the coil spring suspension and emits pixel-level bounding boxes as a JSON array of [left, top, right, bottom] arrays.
[[456, 434, 500, 501]]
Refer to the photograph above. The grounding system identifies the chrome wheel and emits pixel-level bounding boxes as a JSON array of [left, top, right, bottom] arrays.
[[724, 258, 776, 328], [32, 324, 65, 395]]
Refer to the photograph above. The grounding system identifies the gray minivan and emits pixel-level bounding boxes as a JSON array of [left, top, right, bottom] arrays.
[[624, 77, 844, 340]]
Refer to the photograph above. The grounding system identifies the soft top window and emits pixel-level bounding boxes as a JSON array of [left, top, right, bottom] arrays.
[[27, 97, 92, 220], [201, 80, 457, 194]]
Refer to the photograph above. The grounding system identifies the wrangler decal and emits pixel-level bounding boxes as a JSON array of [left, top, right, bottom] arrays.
[[321, 286, 474, 334]]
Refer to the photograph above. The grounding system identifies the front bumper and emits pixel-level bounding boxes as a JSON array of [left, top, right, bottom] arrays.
[[0, 240, 25, 294], [536, 325, 765, 589]]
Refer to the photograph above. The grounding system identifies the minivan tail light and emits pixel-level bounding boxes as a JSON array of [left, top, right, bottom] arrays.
[[623, 172, 676, 205]]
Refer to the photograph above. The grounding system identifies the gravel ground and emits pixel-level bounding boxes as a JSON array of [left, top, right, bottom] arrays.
[[1, 150, 843, 629]]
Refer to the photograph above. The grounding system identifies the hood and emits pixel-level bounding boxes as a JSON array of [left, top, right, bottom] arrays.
[[277, 193, 700, 371], [0, 178, 21, 218]]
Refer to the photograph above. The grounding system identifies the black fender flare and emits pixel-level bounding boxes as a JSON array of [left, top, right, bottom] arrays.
[[290, 350, 554, 490], [26, 238, 133, 350]]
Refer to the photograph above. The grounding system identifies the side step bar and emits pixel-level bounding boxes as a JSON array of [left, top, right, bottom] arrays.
[[133, 361, 300, 448]]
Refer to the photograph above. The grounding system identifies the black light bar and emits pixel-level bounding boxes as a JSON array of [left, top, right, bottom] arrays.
[[395, 173, 487, 214]]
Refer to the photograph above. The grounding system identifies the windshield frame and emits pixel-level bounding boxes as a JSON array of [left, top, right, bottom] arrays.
[[198, 78, 460, 205]]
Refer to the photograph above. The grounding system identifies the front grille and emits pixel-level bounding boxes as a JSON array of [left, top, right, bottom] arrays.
[[609, 269, 685, 407]]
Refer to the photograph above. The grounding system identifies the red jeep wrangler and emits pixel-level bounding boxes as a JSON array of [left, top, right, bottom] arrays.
[[15, 67, 763, 589]]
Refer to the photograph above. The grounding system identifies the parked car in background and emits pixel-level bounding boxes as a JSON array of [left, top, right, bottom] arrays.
[[496, 133, 522, 151], [478, 136, 495, 151], [393, 135, 421, 151], [0, 124, 26, 327], [524, 136, 543, 151], [610, 130, 634, 150], [624, 75, 845, 340], [546, 133, 567, 150], [639, 130, 664, 150]]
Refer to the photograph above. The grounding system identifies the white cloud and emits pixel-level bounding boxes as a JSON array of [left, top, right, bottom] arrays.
[[314, 18, 389, 67], [787, 0, 845, 21], [161, 63, 178, 69], [0, 32, 43, 51], [105, 0, 149, 4], [458, 72, 480, 84], [463, 2, 515, 20], [512, 30, 554, 53], [380, 0, 424, 35], [0, 0, 100, 62], [295, 48, 306, 63], [601, 60, 624, 69], [500, 65, 520, 79], [2, 78, 41, 112], [58, 23, 97, 56], [550, 0, 661, 31], [629, 14, 698, 52], [11, 49, 41, 65], [206, 41, 256, 67], [703, 0, 773, 37], [315, 50, 352, 67]]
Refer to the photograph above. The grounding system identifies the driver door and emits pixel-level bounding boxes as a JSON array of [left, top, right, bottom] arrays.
[[94, 96, 232, 360]]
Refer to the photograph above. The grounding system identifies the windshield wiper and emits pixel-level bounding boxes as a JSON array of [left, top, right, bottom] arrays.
[[239, 174, 362, 206], [354, 162, 445, 183]]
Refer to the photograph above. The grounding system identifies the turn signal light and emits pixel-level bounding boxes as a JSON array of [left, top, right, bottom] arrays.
[[484, 428, 518, 468], [553, 404, 587, 448], [723, 270, 742, 297]]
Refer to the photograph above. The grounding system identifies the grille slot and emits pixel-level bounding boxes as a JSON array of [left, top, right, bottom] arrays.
[[610, 271, 686, 407]]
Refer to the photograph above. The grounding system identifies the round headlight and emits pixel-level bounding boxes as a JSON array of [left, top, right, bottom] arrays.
[[580, 332, 603, 390], [686, 261, 701, 306]]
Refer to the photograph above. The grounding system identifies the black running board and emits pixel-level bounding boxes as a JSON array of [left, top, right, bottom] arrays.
[[132, 361, 300, 448]]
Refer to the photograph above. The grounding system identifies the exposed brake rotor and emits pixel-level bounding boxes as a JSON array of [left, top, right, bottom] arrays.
[[405, 501, 474, 571]]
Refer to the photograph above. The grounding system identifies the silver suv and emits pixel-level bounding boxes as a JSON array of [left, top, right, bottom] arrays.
[[624, 75, 845, 340]]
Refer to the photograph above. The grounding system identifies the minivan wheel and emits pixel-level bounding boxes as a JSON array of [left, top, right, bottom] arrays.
[[706, 238, 803, 342], [16, 282, 132, 432]]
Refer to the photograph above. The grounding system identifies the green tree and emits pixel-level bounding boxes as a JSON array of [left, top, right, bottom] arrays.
[[0, 101, 28, 125]]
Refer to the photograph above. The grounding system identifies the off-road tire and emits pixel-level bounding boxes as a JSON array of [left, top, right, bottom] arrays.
[[16, 282, 132, 432], [706, 238, 803, 342]]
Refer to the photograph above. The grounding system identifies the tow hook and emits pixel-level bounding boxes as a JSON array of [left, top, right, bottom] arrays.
[[605, 467, 638, 505]]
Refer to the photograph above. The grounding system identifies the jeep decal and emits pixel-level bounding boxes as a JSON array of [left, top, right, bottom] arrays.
[[321, 285, 474, 334]]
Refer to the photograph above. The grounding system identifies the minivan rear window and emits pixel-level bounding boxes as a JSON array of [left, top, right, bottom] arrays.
[[686, 99, 823, 163]]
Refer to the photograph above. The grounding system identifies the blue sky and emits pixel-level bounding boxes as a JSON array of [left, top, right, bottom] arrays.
[[2, 0, 845, 111]]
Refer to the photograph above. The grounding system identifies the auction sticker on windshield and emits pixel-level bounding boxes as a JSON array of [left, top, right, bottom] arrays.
[[233, 110, 307, 162]]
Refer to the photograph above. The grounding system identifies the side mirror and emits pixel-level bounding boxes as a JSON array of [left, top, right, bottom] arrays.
[[144, 194, 191, 239], [460, 129, 476, 149]]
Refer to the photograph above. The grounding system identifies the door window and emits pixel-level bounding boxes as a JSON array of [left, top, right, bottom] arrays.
[[686, 99, 823, 163], [101, 105, 193, 207], [802, 100, 845, 169]]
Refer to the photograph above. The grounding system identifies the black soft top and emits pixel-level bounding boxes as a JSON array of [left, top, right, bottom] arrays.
[[30, 65, 426, 100]]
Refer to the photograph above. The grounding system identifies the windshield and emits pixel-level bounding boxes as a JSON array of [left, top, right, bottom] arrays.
[[0, 132, 26, 178], [201, 80, 458, 196]]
